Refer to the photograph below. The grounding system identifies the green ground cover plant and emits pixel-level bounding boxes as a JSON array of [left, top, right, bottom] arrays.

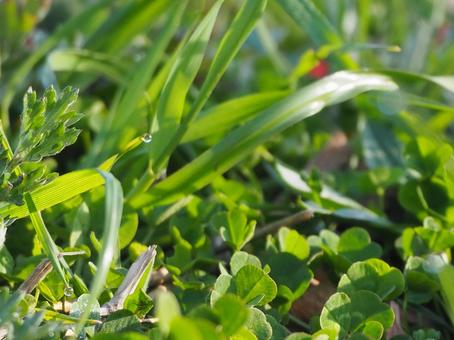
[[1, 0, 454, 339]]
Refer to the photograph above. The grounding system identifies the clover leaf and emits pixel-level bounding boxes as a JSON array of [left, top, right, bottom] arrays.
[[212, 208, 256, 251], [320, 291, 394, 339], [338, 259, 405, 301]]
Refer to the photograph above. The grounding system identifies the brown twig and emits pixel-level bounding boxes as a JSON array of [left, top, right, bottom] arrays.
[[17, 259, 53, 294], [253, 210, 314, 239], [101, 245, 157, 316]]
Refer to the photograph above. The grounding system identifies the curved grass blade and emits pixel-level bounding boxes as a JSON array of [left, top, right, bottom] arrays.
[[380, 69, 454, 94], [48, 49, 129, 85], [84, 0, 171, 54], [148, 0, 224, 170], [75, 170, 123, 334], [151, 0, 268, 171], [24, 193, 71, 288], [277, 0, 341, 46], [182, 91, 287, 143], [86, 1, 187, 165], [0, 136, 143, 220], [0, 170, 105, 220], [130, 71, 397, 208]]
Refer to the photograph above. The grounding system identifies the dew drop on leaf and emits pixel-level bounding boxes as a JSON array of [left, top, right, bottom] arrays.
[[141, 133, 152, 143], [64, 285, 74, 297]]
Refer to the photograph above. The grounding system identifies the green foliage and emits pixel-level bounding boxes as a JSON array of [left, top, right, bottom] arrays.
[[0, 86, 82, 205], [1, 0, 454, 339], [212, 208, 256, 251]]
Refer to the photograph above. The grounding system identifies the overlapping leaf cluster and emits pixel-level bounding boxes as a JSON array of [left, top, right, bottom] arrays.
[[0, 86, 82, 205]]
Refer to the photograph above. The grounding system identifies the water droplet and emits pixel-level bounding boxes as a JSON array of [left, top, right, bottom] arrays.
[[48, 331, 55, 337], [64, 286, 74, 297], [141, 133, 152, 143]]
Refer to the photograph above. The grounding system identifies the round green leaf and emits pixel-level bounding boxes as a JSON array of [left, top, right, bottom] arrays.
[[234, 265, 277, 306]]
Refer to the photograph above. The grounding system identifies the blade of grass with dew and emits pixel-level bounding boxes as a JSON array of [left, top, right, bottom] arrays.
[[130, 71, 398, 208], [182, 91, 288, 143], [149, 0, 268, 173], [0, 170, 104, 220], [86, 1, 187, 165], [47, 49, 129, 85], [0, 136, 143, 220], [0, 0, 113, 127], [24, 193, 71, 288], [147, 0, 224, 172], [75, 170, 123, 334]]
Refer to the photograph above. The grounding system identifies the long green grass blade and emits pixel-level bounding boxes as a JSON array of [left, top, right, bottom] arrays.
[[148, 0, 223, 170], [24, 193, 70, 287], [86, 1, 187, 164], [0, 136, 143, 220], [381, 69, 454, 94], [277, 0, 342, 46], [276, 0, 356, 69], [151, 0, 267, 171], [75, 170, 123, 333], [48, 49, 128, 85], [67, 0, 176, 91], [84, 0, 170, 54], [0, 170, 105, 220], [182, 91, 287, 143], [130, 71, 397, 208]]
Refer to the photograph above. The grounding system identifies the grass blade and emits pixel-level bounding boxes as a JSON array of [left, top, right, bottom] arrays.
[[84, 0, 171, 54], [182, 91, 287, 143], [147, 0, 223, 170], [151, 0, 267, 171], [130, 71, 397, 208], [276, 0, 356, 69], [86, 1, 187, 165], [380, 69, 454, 94], [0, 136, 143, 220], [47, 49, 129, 85], [0, 170, 105, 220], [75, 170, 123, 333], [24, 193, 70, 287], [277, 0, 342, 46]]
